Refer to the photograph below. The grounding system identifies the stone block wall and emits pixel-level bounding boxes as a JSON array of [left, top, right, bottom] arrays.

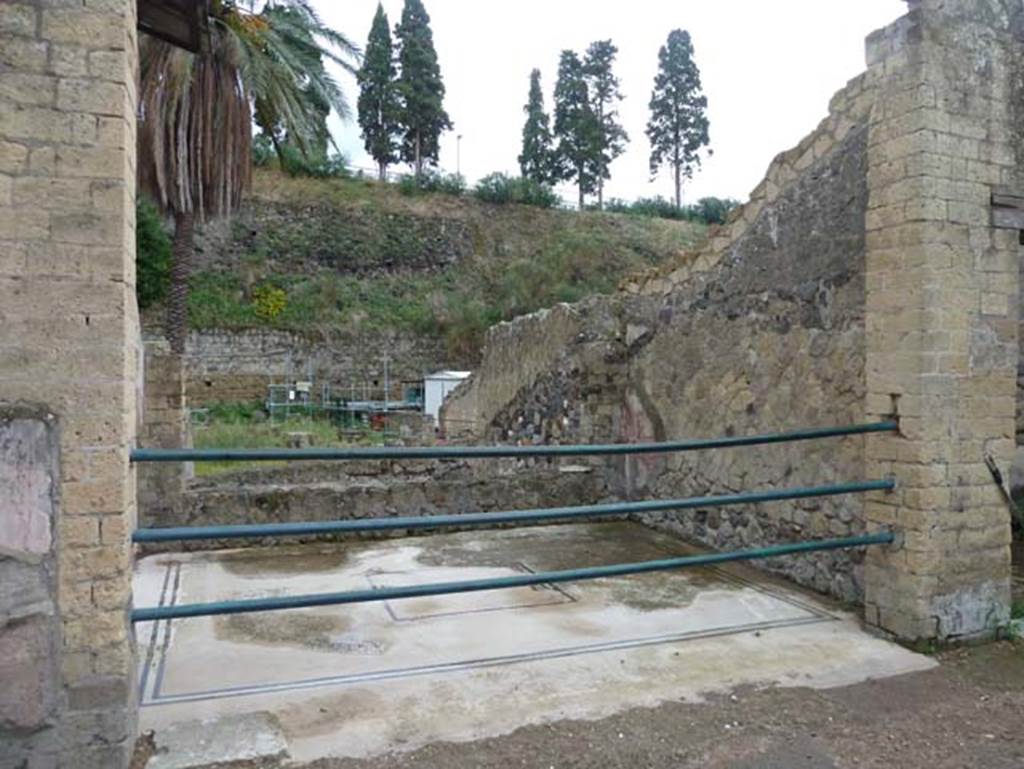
[[0, 0, 140, 765], [181, 328, 449, 406], [139, 461, 606, 554], [862, 0, 1021, 641], [138, 341, 190, 531]]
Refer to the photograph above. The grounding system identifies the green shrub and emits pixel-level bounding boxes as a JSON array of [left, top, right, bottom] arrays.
[[205, 401, 264, 424], [690, 196, 741, 225], [397, 170, 466, 196], [254, 140, 351, 179], [473, 173, 558, 208], [605, 196, 690, 220], [252, 284, 288, 320], [252, 134, 276, 167], [135, 196, 171, 309], [603, 195, 740, 224], [283, 147, 350, 179]]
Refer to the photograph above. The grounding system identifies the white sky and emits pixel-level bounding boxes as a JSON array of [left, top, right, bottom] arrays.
[[317, 0, 907, 205]]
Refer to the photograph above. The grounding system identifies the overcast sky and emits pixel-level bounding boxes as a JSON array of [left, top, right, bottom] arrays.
[[316, 0, 906, 205]]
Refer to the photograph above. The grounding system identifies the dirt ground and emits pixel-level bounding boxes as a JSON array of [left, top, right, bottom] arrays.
[[297, 641, 1024, 769]]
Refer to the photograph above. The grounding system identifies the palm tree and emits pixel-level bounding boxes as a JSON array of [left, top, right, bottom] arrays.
[[138, 0, 359, 354]]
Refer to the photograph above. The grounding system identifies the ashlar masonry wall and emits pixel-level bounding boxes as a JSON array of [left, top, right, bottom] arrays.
[[0, 0, 140, 766], [862, 0, 1021, 641]]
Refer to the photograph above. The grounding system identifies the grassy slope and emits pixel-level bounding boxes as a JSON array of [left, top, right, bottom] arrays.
[[184, 169, 707, 361]]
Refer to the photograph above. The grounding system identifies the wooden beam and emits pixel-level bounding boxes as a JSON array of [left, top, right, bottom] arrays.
[[138, 0, 208, 53]]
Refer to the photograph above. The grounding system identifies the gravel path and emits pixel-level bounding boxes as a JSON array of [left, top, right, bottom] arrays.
[[301, 641, 1024, 769]]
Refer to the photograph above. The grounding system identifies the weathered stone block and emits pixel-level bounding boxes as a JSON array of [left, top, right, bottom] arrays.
[[0, 140, 29, 174], [56, 77, 127, 116], [0, 618, 59, 731], [55, 144, 126, 180], [40, 10, 126, 48], [0, 414, 57, 558], [0, 3, 37, 37], [0, 73, 57, 107]]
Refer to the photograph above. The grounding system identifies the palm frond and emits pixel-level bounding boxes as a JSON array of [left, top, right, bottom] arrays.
[[138, 31, 252, 219]]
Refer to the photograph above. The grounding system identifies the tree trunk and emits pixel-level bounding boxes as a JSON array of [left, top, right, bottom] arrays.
[[270, 134, 286, 171], [674, 163, 682, 210], [378, 162, 387, 182], [578, 183, 585, 211], [597, 180, 604, 211], [166, 210, 195, 356], [414, 132, 422, 178]]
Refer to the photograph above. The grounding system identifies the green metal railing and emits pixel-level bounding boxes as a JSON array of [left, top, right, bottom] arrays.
[[133, 479, 894, 543], [130, 532, 895, 622], [130, 419, 900, 623], [130, 420, 898, 463]]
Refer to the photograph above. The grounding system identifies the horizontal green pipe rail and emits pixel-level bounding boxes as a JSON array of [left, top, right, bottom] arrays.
[[130, 421, 897, 463], [133, 479, 894, 543], [131, 532, 895, 622]]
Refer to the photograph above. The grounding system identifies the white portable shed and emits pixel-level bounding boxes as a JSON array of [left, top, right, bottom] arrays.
[[423, 370, 471, 425]]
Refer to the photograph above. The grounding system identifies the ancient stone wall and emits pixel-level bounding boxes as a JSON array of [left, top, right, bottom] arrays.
[[138, 461, 606, 553], [195, 196, 475, 277], [0, 0, 140, 764], [861, 0, 1021, 641], [444, 64, 878, 602], [137, 341, 190, 527], [443, 2, 1022, 631], [181, 328, 450, 405]]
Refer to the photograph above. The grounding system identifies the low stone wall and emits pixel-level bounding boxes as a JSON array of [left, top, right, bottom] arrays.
[[181, 328, 450, 406], [140, 461, 607, 552]]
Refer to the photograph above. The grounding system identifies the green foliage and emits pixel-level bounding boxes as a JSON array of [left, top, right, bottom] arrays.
[[204, 401, 265, 424], [135, 196, 171, 309], [583, 40, 628, 205], [280, 145, 351, 178], [395, 0, 452, 176], [552, 49, 600, 208], [690, 196, 739, 225], [138, 1, 360, 354], [252, 134, 276, 167], [473, 173, 558, 209], [605, 196, 688, 220], [519, 69, 555, 184], [397, 170, 465, 196], [252, 284, 288, 320], [647, 29, 711, 208], [252, 136, 350, 178], [357, 3, 401, 179], [251, 3, 359, 168], [182, 173, 704, 360], [192, 405, 346, 477], [605, 195, 739, 224]]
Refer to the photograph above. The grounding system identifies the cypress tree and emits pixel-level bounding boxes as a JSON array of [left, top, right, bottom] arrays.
[[357, 3, 401, 181], [583, 40, 628, 210], [395, 0, 452, 177], [646, 29, 710, 209], [519, 69, 555, 184], [553, 50, 598, 210]]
